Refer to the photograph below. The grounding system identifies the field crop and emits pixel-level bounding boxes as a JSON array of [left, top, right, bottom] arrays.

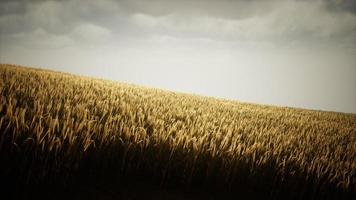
[[0, 64, 355, 199]]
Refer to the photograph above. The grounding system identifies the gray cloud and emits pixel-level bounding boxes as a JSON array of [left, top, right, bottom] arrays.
[[0, 0, 26, 16], [0, 0, 121, 35], [2, 0, 355, 45], [1, 1, 355, 38], [324, 0, 356, 13], [128, 0, 356, 47]]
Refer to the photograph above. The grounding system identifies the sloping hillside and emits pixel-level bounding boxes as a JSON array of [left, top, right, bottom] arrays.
[[0, 64, 355, 199]]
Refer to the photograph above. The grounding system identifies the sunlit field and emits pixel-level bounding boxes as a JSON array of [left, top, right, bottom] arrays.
[[0, 64, 355, 199]]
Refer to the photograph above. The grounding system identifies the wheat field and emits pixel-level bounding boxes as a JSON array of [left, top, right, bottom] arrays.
[[0, 64, 355, 199]]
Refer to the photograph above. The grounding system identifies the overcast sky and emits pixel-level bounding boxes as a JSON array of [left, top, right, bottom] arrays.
[[1, 0, 356, 113]]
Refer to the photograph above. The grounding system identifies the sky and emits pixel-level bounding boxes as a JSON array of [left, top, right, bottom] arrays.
[[0, 0, 356, 113]]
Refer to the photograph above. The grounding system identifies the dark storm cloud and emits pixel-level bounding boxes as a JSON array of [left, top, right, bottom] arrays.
[[120, 0, 356, 18], [0, 0, 122, 35], [1, 0, 355, 40], [324, 0, 356, 14], [1, 0, 355, 62], [0, 0, 26, 16]]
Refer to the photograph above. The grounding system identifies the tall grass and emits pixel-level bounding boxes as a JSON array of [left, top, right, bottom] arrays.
[[0, 64, 355, 199]]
